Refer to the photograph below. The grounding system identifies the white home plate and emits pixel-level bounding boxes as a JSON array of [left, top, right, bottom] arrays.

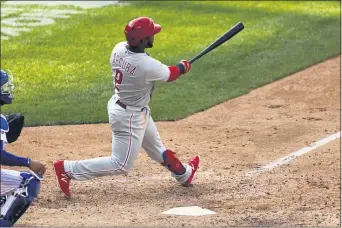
[[162, 206, 217, 216]]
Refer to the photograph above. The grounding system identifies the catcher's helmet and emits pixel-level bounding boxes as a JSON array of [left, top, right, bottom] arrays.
[[124, 17, 161, 46], [0, 70, 14, 105]]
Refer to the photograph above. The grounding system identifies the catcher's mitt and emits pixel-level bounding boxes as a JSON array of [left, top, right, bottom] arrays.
[[6, 113, 24, 143]]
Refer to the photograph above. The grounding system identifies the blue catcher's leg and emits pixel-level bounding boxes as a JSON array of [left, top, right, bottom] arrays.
[[0, 172, 41, 227]]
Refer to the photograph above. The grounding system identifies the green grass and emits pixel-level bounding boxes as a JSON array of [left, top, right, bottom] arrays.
[[1, 1, 340, 126]]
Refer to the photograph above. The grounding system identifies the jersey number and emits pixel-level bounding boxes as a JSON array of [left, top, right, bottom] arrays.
[[113, 69, 123, 91]]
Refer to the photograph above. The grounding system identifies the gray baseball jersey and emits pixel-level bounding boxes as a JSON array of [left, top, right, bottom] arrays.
[[63, 41, 192, 184], [109, 41, 170, 107]]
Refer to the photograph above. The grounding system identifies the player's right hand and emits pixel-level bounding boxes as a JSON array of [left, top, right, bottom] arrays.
[[179, 60, 191, 74], [29, 160, 46, 176]]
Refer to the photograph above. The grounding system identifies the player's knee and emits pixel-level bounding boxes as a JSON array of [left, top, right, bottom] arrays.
[[110, 157, 133, 174], [120, 162, 134, 173]]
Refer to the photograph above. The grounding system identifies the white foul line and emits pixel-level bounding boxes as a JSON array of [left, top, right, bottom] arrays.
[[244, 131, 341, 179]]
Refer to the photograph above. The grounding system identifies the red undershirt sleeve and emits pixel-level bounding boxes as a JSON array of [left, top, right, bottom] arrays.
[[167, 66, 181, 82]]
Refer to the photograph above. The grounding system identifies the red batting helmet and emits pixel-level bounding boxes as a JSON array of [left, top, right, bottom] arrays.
[[124, 17, 161, 46]]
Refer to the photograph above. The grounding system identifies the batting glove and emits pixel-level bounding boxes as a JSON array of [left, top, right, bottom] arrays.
[[177, 60, 191, 75]]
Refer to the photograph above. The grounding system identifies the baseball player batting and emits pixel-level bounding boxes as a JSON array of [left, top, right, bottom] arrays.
[[0, 70, 46, 227], [53, 17, 200, 198]]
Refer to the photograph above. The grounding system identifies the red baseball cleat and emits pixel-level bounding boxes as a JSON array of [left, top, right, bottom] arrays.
[[182, 155, 200, 187], [53, 160, 71, 198]]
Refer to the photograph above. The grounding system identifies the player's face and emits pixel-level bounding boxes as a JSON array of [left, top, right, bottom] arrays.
[[146, 35, 154, 48]]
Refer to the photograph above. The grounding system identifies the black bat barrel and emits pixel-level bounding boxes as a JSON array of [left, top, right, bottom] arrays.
[[189, 22, 244, 64]]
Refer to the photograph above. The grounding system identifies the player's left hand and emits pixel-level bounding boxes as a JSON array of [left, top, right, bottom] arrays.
[[29, 160, 46, 176], [179, 60, 191, 74]]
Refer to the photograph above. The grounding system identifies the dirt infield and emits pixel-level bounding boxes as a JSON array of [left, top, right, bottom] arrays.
[[4, 56, 341, 226]]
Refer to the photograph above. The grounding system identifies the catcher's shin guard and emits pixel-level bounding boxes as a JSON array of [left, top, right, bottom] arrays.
[[0, 172, 41, 227], [161, 150, 186, 175]]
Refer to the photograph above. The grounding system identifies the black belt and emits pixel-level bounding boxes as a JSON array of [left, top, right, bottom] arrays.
[[116, 100, 127, 109], [116, 100, 145, 111]]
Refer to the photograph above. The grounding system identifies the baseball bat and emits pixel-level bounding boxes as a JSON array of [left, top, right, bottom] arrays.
[[189, 22, 244, 64]]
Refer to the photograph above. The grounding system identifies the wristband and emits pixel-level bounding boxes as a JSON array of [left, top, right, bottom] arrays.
[[176, 63, 185, 74], [27, 158, 31, 167]]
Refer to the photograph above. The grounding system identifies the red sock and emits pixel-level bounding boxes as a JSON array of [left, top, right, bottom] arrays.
[[161, 150, 186, 175]]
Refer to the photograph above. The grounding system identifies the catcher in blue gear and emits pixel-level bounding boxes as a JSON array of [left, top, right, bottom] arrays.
[[0, 69, 46, 227]]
